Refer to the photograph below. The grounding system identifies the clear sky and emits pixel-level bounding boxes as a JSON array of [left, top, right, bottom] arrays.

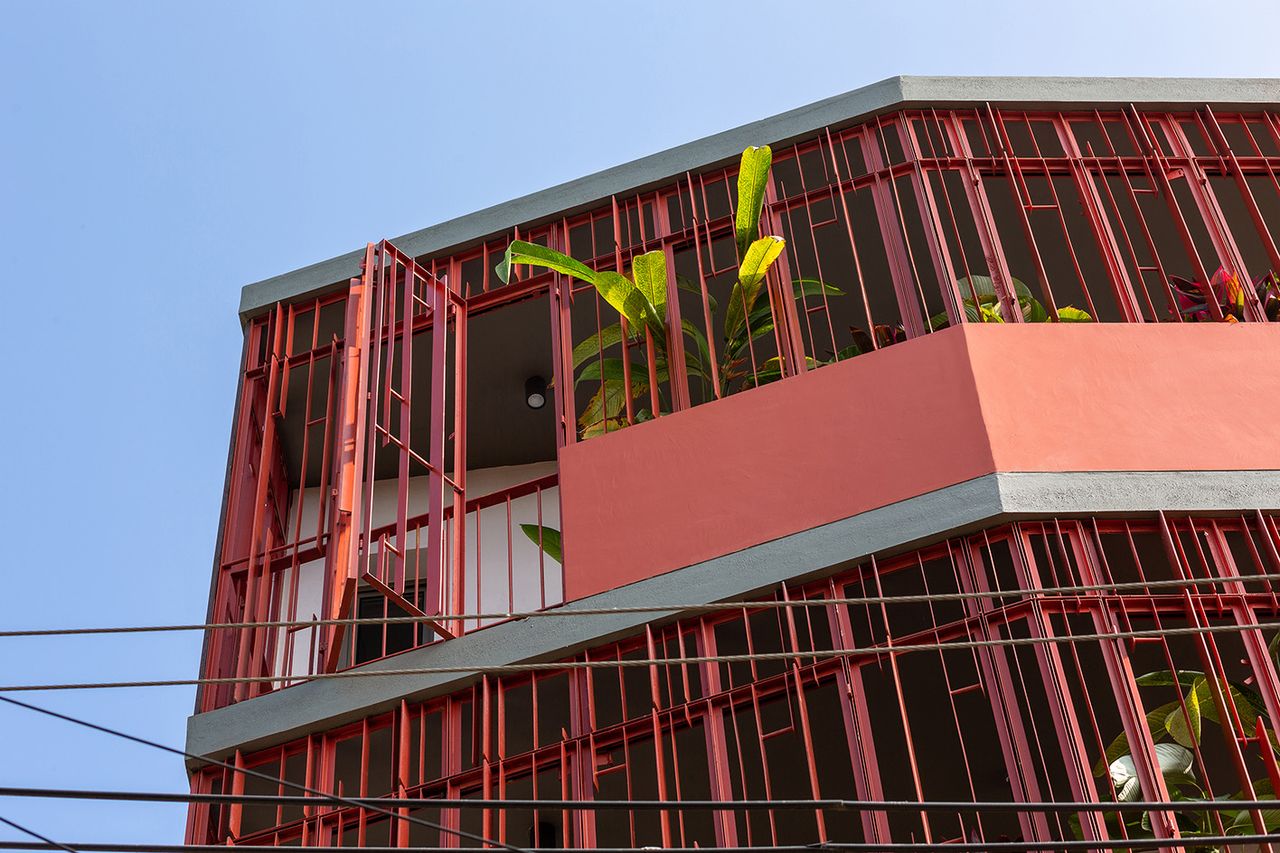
[[0, 0, 1277, 842]]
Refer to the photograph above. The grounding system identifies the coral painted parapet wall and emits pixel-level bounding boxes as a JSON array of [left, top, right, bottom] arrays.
[[558, 324, 1280, 601]]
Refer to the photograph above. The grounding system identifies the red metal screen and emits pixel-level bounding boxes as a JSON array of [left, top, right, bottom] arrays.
[[199, 105, 1280, 714], [190, 512, 1280, 849]]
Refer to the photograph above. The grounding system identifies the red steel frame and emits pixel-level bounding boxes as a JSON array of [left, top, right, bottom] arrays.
[[189, 512, 1280, 849], [199, 105, 1280, 715]]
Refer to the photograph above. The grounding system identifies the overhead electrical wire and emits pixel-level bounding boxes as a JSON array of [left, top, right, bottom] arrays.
[[5, 698, 1280, 853], [0, 817, 75, 853], [4, 618, 1280, 693], [6, 785, 1280, 815], [4, 835, 1280, 852], [0, 697, 520, 853]]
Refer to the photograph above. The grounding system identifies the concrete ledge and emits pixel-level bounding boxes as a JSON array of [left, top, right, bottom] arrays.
[[185, 468, 1280, 765], [238, 75, 1280, 319]]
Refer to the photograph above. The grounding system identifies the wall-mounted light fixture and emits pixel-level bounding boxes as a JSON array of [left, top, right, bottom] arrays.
[[525, 375, 547, 410]]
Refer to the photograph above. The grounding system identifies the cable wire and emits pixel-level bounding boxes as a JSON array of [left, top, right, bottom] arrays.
[[4, 835, 1280, 852], [0, 697, 520, 853], [5, 618, 1280, 693], [4, 570, 1279, 639], [5, 784, 1280, 815], [0, 818, 75, 853]]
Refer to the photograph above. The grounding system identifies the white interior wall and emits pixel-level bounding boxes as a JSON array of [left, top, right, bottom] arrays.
[[272, 461, 560, 678]]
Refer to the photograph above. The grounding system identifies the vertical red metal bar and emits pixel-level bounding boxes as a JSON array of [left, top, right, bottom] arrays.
[[859, 127, 928, 337], [901, 115, 965, 327], [235, 304, 285, 700], [421, 266, 448, 618], [450, 287, 467, 634], [322, 246, 374, 673], [949, 109, 1023, 322]]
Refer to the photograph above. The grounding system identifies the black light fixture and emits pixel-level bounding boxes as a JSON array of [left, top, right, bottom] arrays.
[[525, 375, 547, 410]]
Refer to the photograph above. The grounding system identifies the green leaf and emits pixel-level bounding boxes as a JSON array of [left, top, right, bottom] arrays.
[[596, 270, 662, 335], [519, 524, 562, 564], [631, 250, 668, 319], [676, 274, 717, 314], [724, 236, 786, 341], [955, 275, 1003, 305], [571, 323, 632, 371], [574, 357, 648, 388], [496, 240, 597, 286], [725, 299, 779, 360], [580, 417, 630, 439], [579, 376, 648, 430], [1057, 306, 1093, 322], [1022, 295, 1050, 323], [1230, 807, 1280, 833], [680, 319, 711, 377], [954, 275, 1046, 322], [1165, 678, 1203, 748], [1096, 700, 1180, 776], [792, 278, 844, 299], [735, 145, 772, 258], [1135, 670, 1204, 688]]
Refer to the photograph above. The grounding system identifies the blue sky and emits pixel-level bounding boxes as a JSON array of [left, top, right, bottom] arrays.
[[0, 0, 1277, 842]]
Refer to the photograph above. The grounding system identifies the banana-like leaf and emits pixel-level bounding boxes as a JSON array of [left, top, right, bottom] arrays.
[[1165, 678, 1204, 748], [580, 416, 631, 440], [1230, 807, 1280, 834], [735, 146, 772, 258], [1096, 700, 1180, 776], [579, 375, 649, 430], [631, 251, 668, 319], [676, 274, 717, 313], [574, 357, 648, 388], [1136, 670, 1204, 688], [748, 355, 817, 389], [793, 278, 845, 299], [497, 240, 598, 286], [956, 275, 1035, 305], [1056, 306, 1093, 322], [724, 298, 779, 361], [518, 524, 562, 564], [1109, 743, 1194, 802], [572, 322, 632, 370], [596, 270, 662, 335], [723, 236, 786, 341], [680, 319, 711, 377]]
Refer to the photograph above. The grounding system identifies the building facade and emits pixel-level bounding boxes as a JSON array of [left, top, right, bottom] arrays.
[[186, 76, 1280, 849]]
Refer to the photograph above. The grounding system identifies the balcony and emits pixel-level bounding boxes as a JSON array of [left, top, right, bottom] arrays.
[[199, 103, 1280, 713]]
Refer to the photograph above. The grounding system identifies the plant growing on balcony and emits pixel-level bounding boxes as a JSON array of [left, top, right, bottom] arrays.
[[1079, 643, 1280, 847], [496, 146, 832, 437], [518, 523, 561, 563], [1169, 267, 1280, 322], [838, 276, 1092, 358], [932, 276, 1093, 327]]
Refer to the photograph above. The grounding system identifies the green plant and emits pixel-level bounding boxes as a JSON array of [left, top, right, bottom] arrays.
[[518, 524, 562, 563], [932, 275, 1093, 327], [496, 146, 826, 437], [1081, 640, 1280, 849]]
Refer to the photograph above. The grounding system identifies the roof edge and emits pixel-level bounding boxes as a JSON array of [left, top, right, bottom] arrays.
[[239, 75, 1280, 319]]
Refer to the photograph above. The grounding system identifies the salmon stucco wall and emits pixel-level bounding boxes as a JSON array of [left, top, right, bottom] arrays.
[[557, 323, 1280, 601], [970, 323, 1280, 474]]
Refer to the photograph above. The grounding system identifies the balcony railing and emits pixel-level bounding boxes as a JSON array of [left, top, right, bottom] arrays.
[[199, 104, 1280, 712]]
